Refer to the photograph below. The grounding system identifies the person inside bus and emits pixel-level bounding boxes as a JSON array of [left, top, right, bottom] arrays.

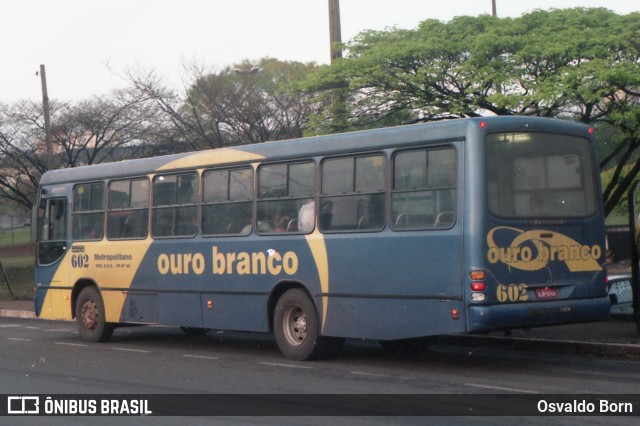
[[298, 200, 315, 233], [529, 192, 545, 214], [243, 209, 273, 234], [273, 207, 290, 232]]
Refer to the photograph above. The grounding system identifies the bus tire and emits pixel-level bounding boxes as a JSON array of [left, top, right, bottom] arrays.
[[274, 289, 343, 360], [75, 286, 114, 343]]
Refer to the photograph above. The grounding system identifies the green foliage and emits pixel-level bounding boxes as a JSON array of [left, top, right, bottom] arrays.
[[2, 8, 639, 221], [302, 8, 640, 218], [305, 8, 640, 124], [601, 166, 630, 220]]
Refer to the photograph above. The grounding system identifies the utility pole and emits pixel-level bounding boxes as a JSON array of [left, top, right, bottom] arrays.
[[491, 0, 497, 17], [328, 0, 342, 62], [39, 64, 53, 170], [327, 0, 347, 132]]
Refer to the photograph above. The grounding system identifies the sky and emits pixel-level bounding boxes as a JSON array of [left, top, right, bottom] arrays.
[[2, 0, 638, 103]]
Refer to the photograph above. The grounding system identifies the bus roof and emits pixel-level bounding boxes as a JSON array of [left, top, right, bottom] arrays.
[[39, 116, 590, 186]]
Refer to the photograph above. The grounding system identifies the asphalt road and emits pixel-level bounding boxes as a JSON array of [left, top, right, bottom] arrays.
[[1, 317, 638, 425]]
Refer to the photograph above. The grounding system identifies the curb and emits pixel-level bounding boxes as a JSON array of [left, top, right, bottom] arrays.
[[0, 309, 35, 319], [437, 334, 640, 360]]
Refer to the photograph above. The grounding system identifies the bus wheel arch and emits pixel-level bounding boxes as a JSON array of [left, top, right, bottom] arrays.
[[74, 284, 115, 343], [267, 281, 310, 332], [270, 283, 344, 361]]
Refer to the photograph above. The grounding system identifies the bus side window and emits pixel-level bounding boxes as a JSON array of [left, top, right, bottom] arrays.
[[49, 198, 67, 241], [320, 155, 386, 232], [391, 147, 456, 230], [202, 167, 253, 236], [107, 178, 149, 240], [152, 172, 198, 238], [257, 162, 315, 235], [37, 197, 68, 265], [72, 182, 105, 241]]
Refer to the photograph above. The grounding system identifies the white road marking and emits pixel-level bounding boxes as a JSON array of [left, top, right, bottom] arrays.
[[55, 342, 88, 347], [259, 362, 313, 369], [464, 383, 539, 394], [350, 371, 415, 380], [108, 347, 151, 353], [183, 354, 220, 360], [7, 337, 32, 342], [351, 371, 391, 378], [0, 324, 21, 328]]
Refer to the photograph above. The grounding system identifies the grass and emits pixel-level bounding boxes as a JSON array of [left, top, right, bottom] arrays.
[[0, 262, 34, 300], [0, 227, 35, 300], [0, 226, 31, 247], [1, 256, 33, 268]]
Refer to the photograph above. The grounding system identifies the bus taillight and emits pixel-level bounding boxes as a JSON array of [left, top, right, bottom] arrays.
[[470, 270, 485, 280], [470, 282, 486, 292], [470, 270, 487, 302]]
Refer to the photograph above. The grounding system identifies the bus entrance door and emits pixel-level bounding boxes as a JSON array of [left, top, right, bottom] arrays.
[[35, 195, 71, 318]]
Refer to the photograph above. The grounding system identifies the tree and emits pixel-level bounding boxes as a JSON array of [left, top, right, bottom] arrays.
[[50, 88, 167, 168], [303, 8, 640, 216], [0, 100, 50, 211], [130, 58, 323, 151], [0, 88, 167, 211]]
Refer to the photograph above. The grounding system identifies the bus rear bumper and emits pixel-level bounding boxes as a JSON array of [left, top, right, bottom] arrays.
[[467, 297, 611, 333]]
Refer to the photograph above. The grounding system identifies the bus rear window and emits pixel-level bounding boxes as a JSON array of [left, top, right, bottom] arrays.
[[486, 132, 597, 218]]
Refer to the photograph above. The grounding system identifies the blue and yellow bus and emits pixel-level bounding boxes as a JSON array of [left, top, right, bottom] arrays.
[[34, 116, 610, 360]]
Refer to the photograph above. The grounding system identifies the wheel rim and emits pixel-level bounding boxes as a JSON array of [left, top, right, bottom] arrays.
[[282, 305, 307, 347], [79, 299, 98, 330]]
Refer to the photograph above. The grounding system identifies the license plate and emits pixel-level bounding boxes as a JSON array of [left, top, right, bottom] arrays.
[[536, 288, 558, 299]]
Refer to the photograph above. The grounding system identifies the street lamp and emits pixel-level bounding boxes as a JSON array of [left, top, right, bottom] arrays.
[[233, 67, 261, 75]]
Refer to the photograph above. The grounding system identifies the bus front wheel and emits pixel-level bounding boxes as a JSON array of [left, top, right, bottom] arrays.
[[273, 289, 343, 360], [75, 286, 114, 343]]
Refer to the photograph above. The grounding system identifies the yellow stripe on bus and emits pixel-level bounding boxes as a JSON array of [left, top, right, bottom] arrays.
[[39, 239, 154, 322], [304, 230, 330, 332], [156, 148, 264, 171]]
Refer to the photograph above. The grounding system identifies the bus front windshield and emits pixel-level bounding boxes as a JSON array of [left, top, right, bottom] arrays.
[[486, 132, 598, 219]]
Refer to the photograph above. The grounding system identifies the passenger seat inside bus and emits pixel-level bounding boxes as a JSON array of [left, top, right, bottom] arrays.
[[434, 211, 454, 228]]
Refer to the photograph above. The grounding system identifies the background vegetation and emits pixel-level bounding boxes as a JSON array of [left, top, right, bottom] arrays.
[[1, 7, 639, 299]]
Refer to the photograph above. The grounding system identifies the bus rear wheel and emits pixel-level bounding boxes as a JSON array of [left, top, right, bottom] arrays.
[[75, 286, 114, 343], [273, 289, 343, 360]]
